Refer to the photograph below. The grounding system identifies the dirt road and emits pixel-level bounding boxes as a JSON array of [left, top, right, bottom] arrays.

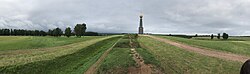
[[128, 35, 152, 74], [84, 38, 121, 74], [146, 35, 249, 63]]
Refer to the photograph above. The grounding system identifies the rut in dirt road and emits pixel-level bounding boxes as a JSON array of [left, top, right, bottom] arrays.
[[146, 35, 250, 63], [127, 35, 153, 74], [84, 38, 121, 74]]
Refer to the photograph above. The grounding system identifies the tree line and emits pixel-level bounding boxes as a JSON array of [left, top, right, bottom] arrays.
[[211, 33, 229, 40], [169, 32, 229, 40], [0, 23, 95, 37]]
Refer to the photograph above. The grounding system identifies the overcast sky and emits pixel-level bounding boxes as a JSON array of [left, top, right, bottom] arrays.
[[0, 0, 250, 35]]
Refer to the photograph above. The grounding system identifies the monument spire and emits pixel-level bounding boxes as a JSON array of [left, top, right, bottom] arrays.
[[138, 14, 144, 34]]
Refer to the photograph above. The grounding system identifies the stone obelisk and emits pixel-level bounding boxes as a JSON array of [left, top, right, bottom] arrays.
[[138, 15, 144, 34]]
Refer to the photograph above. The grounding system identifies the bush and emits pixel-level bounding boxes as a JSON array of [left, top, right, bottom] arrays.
[[217, 33, 220, 39], [222, 33, 229, 40], [211, 34, 214, 39]]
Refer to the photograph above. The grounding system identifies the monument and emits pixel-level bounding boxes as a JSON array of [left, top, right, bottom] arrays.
[[138, 15, 144, 34]]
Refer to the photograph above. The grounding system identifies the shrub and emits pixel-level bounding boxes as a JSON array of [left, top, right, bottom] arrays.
[[211, 34, 214, 39], [217, 33, 220, 39], [222, 33, 229, 40]]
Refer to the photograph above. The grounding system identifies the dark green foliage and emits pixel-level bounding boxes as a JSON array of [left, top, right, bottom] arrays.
[[65, 27, 72, 37], [48, 29, 53, 36], [211, 34, 214, 39], [52, 27, 63, 37], [195, 34, 198, 37], [0, 37, 120, 74], [0, 29, 47, 36], [74, 23, 87, 37], [84, 31, 99, 36], [217, 33, 221, 39], [222, 33, 229, 40]]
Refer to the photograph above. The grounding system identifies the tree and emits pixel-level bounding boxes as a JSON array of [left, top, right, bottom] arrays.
[[48, 29, 53, 36], [217, 33, 220, 39], [52, 27, 63, 37], [65, 27, 72, 37], [74, 23, 87, 37], [211, 34, 214, 39], [222, 33, 229, 40], [195, 34, 198, 37]]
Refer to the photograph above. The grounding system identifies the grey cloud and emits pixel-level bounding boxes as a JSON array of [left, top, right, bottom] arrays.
[[0, 0, 250, 35]]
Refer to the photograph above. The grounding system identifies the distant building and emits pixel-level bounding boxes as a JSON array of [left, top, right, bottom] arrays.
[[138, 15, 144, 34]]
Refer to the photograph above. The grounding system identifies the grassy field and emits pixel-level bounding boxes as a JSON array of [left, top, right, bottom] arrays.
[[97, 34, 162, 74], [0, 35, 119, 67], [97, 48, 135, 74], [97, 36, 135, 74], [0, 36, 102, 51], [0, 36, 121, 74], [138, 36, 242, 74], [158, 36, 250, 56]]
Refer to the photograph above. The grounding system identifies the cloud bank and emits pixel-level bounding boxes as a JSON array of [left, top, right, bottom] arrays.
[[0, 0, 250, 35]]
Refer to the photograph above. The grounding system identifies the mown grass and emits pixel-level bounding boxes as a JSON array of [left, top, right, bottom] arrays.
[[138, 36, 242, 74], [0, 36, 121, 74], [0, 35, 119, 67], [97, 35, 136, 74], [158, 36, 250, 56], [114, 39, 130, 48], [97, 48, 135, 74], [0, 36, 102, 51], [136, 48, 161, 67], [97, 34, 162, 74]]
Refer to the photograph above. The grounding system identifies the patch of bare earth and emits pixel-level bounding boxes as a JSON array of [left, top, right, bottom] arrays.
[[84, 38, 121, 74], [128, 36, 163, 74], [146, 35, 250, 63]]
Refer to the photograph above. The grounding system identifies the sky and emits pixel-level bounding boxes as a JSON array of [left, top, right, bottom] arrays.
[[0, 0, 250, 35]]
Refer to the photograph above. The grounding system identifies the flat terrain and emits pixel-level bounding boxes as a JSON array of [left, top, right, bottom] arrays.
[[0, 35, 121, 74], [0, 35, 247, 74], [159, 36, 250, 56], [147, 35, 249, 62], [97, 36, 136, 74], [138, 36, 242, 73], [0, 36, 101, 51]]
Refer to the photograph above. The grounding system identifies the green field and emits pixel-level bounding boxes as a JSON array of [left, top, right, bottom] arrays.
[[158, 36, 250, 56], [0, 36, 102, 51], [0, 36, 121, 74], [0, 35, 246, 74], [97, 35, 135, 74], [0, 36, 119, 67], [138, 36, 242, 73], [97, 34, 162, 73]]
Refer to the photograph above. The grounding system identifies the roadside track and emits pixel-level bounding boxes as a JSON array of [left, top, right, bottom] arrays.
[[146, 35, 249, 63]]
